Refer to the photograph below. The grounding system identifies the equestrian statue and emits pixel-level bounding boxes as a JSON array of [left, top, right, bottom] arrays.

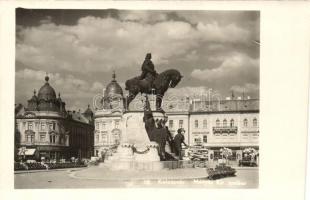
[[125, 53, 183, 110]]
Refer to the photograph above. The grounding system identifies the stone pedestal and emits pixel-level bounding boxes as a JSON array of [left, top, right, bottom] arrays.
[[104, 111, 164, 171]]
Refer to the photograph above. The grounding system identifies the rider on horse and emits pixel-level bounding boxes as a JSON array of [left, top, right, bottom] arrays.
[[139, 53, 158, 89]]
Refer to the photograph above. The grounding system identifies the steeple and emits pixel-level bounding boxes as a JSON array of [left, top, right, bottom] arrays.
[[112, 70, 116, 82]]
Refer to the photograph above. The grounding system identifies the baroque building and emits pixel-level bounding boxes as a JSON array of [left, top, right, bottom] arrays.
[[94, 72, 124, 157], [15, 75, 94, 161]]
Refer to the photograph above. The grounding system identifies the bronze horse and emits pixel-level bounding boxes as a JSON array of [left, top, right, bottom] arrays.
[[125, 69, 182, 110]]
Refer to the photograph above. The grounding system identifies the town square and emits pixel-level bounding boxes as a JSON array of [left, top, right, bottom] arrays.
[[14, 8, 259, 188]]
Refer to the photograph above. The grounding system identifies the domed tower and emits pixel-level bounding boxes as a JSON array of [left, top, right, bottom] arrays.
[[57, 92, 66, 113], [27, 89, 39, 111], [103, 71, 124, 110], [83, 104, 94, 123], [36, 75, 65, 112]]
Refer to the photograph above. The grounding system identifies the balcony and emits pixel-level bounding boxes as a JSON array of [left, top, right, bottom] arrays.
[[212, 126, 238, 134]]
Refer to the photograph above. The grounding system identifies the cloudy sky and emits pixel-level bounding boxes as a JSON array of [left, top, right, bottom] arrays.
[[15, 9, 259, 111]]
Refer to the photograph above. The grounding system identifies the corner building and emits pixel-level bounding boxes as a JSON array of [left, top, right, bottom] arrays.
[[15, 75, 94, 161]]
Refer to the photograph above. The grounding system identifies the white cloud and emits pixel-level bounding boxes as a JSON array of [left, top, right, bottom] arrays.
[[166, 86, 212, 98], [15, 68, 104, 110], [16, 14, 253, 74], [230, 83, 259, 94], [197, 22, 250, 43], [119, 11, 168, 23], [190, 52, 259, 82]]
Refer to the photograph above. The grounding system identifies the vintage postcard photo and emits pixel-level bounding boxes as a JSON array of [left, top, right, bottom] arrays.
[[14, 8, 260, 189]]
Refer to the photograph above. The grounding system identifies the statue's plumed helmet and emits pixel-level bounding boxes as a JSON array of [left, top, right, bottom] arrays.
[[145, 53, 152, 59]]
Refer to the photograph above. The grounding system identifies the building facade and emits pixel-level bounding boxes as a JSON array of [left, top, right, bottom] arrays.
[[94, 72, 124, 157], [166, 98, 259, 161], [15, 75, 94, 161]]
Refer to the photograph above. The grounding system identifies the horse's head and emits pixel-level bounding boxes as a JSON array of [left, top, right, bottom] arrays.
[[168, 70, 183, 88]]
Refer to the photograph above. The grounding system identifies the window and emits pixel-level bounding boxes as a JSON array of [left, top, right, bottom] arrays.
[[28, 122, 33, 130], [253, 118, 258, 127], [169, 120, 174, 129], [41, 123, 45, 131], [223, 119, 227, 127], [23, 122, 26, 128], [203, 119, 207, 129], [40, 134, 46, 142], [49, 123, 53, 131], [95, 135, 99, 143], [15, 123, 19, 129], [194, 120, 199, 128], [52, 122, 56, 130], [102, 133, 108, 144], [243, 119, 248, 127], [27, 134, 35, 143], [194, 137, 201, 144], [115, 120, 120, 129], [179, 120, 183, 128], [230, 119, 234, 127], [203, 135, 208, 143], [35, 122, 39, 129], [216, 119, 220, 127], [96, 122, 99, 130], [102, 122, 106, 130], [50, 135, 56, 144]]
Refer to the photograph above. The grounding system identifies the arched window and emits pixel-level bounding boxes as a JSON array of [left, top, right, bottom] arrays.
[[243, 119, 248, 127], [216, 119, 220, 127], [203, 119, 207, 129], [230, 119, 234, 127], [253, 118, 258, 127], [223, 119, 227, 127]]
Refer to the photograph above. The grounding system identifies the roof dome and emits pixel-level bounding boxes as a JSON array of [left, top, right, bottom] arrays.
[[38, 75, 57, 100], [104, 71, 123, 98], [84, 104, 93, 115], [29, 90, 38, 102]]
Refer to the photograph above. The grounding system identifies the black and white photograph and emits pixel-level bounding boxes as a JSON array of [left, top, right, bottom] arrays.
[[13, 8, 260, 189]]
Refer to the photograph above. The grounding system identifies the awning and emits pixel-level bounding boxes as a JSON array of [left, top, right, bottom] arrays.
[[18, 148, 36, 156]]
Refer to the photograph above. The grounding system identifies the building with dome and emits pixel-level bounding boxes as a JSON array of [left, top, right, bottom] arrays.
[[94, 72, 124, 157], [15, 75, 94, 161], [93, 72, 259, 164]]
